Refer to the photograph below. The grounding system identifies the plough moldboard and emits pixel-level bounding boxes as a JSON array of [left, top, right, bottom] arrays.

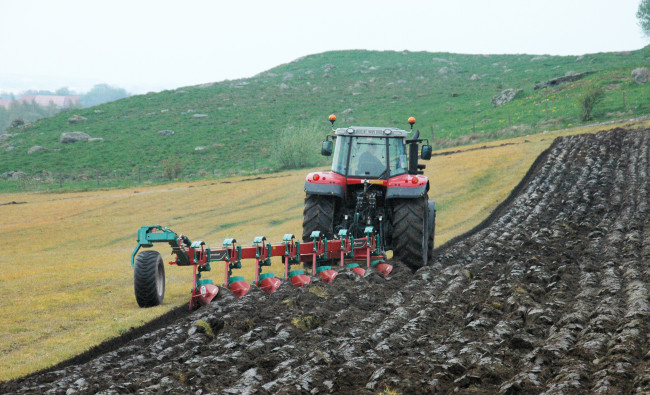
[[131, 225, 393, 309]]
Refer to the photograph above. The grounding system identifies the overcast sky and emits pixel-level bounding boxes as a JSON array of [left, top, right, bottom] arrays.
[[0, 0, 647, 94]]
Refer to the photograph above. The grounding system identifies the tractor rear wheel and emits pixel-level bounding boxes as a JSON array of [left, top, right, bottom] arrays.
[[391, 196, 428, 270], [302, 194, 336, 242], [134, 250, 165, 307], [428, 215, 436, 261]]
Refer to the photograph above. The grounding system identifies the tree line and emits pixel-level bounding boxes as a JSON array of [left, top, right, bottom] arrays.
[[0, 84, 129, 132]]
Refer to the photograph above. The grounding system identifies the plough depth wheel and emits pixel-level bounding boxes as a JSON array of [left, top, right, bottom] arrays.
[[134, 250, 165, 307]]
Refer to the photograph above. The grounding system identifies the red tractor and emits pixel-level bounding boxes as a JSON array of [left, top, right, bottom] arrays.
[[303, 116, 435, 270]]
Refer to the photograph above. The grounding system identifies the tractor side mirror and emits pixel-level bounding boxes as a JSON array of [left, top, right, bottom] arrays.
[[321, 140, 333, 156], [421, 145, 432, 160]]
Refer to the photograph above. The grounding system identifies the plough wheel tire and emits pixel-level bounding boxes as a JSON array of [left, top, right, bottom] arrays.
[[134, 250, 165, 308], [392, 196, 428, 270], [302, 194, 335, 242]]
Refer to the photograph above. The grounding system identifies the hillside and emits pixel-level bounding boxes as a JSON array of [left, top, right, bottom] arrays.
[[1, 47, 649, 191]]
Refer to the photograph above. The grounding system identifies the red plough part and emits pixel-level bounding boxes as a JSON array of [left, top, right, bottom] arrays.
[[131, 225, 392, 309]]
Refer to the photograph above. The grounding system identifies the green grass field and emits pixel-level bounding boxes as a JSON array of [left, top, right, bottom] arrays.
[[1, 47, 649, 192], [1, 118, 648, 381]]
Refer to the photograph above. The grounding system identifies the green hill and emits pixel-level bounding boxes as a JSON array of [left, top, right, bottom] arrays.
[[1, 47, 649, 192]]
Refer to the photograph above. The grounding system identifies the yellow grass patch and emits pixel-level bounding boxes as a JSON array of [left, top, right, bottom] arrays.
[[0, 119, 647, 380]]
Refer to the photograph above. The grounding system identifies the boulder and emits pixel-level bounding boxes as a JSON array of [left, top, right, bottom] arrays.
[[470, 74, 481, 81], [631, 67, 649, 84], [28, 145, 46, 155], [491, 89, 523, 107], [192, 114, 208, 119], [67, 115, 87, 124], [88, 137, 104, 142], [438, 67, 455, 74], [0, 170, 26, 179], [342, 108, 354, 115], [194, 146, 207, 151], [60, 131, 91, 143], [530, 56, 547, 62], [6, 146, 15, 152], [0, 133, 17, 141], [157, 130, 174, 136]]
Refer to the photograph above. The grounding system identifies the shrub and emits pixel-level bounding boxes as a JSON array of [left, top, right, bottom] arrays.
[[162, 158, 183, 180], [271, 123, 327, 169], [10, 118, 25, 128], [580, 85, 605, 121]]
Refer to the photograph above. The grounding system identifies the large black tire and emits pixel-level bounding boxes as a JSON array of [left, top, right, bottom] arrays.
[[134, 250, 165, 308], [302, 194, 336, 242], [428, 211, 436, 260], [392, 196, 428, 270]]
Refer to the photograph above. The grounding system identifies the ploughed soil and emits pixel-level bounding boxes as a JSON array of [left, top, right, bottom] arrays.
[[3, 128, 650, 394]]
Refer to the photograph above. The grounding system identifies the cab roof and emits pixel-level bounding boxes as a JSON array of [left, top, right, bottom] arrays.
[[333, 126, 410, 138]]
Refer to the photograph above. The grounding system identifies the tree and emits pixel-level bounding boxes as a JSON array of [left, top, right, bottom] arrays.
[[80, 84, 129, 107], [639, 0, 650, 37], [55, 87, 72, 96]]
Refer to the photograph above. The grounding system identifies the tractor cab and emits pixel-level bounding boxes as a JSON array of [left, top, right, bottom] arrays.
[[321, 116, 432, 180], [329, 127, 409, 179]]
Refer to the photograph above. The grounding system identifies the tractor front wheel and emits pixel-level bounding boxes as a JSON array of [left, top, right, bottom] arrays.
[[134, 250, 165, 307], [391, 196, 428, 270]]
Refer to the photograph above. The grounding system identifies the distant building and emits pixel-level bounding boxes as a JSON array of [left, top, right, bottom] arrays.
[[0, 95, 80, 109]]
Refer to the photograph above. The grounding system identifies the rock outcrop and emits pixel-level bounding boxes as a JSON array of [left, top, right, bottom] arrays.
[[491, 89, 523, 107], [60, 131, 91, 143], [632, 67, 649, 84], [534, 70, 596, 90]]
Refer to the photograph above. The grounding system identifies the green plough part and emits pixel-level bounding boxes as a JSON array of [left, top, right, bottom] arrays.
[[131, 225, 190, 267]]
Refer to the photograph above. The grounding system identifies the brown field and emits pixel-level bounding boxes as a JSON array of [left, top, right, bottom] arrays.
[[0, 118, 647, 381]]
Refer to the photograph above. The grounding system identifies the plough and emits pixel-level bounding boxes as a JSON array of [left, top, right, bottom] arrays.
[[131, 224, 392, 309], [130, 115, 436, 309]]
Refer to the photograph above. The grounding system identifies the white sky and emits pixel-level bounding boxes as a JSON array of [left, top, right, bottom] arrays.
[[0, 0, 647, 94]]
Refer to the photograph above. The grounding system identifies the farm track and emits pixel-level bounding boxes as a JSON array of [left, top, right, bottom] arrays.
[[2, 128, 650, 394]]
